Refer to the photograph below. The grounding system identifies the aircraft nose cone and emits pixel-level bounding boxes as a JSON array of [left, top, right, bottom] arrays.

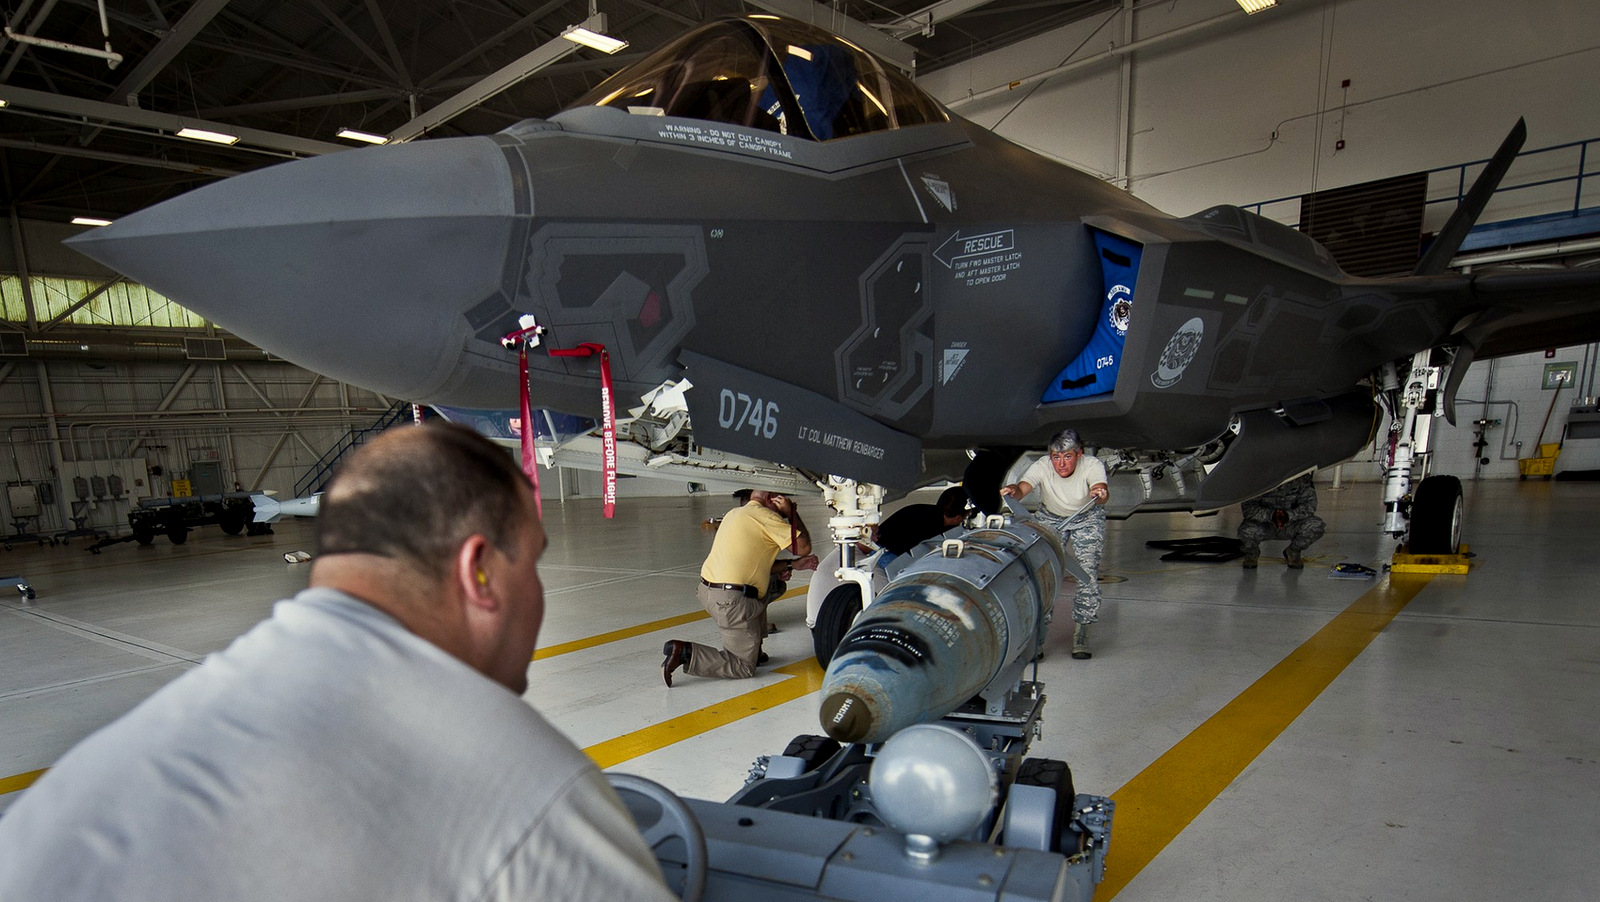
[[67, 137, 518, 402]]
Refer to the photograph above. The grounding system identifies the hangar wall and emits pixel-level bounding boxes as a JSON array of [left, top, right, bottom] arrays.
[[919, 0, 1600, 212], [0, 353, 395, 539], [918, 0, 1600, 480]]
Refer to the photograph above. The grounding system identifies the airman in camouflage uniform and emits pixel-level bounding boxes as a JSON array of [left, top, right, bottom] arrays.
[[1002, 428, 1110, 659], [1238, 473, 1325, 569]]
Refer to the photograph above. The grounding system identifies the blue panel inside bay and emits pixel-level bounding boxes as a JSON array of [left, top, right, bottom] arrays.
[[1041, 229, 1142, 403]]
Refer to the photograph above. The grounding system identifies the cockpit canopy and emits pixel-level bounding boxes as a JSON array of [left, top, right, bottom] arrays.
[[571, 16, 947, 141]]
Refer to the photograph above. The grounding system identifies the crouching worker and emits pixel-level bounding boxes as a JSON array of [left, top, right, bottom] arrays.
[[0, 423, 674, 902], [663, 490, 811, 684], [1238, 472, 1326, 570]]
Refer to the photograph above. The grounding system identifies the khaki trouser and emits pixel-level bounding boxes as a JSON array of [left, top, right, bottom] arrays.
[[685, 583, 765, 679]]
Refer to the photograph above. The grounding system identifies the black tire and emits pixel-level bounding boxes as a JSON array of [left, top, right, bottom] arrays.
[[134, 531, 155, 546], [219, 516, 245, 536], [167, 526, 189, 546], [811, 584, 863, 668], [1014, 757, 1079, 854], [1409, 475, 1463, 554], [781, 734, 842, 772]]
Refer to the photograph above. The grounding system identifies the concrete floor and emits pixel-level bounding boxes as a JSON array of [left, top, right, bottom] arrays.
[[2, 476, 1596, 900]]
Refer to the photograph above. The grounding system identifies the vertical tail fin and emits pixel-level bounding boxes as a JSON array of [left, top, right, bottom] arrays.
[[1413, 118, 1527, 275]]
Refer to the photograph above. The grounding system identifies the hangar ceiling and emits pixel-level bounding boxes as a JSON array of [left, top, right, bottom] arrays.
[[0, 0, 1119, 223]]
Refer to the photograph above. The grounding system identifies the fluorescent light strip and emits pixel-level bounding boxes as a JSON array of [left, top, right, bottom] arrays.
[[561, 25, 627, 54], [1237, 0, 1277, 12], [176, 127, 239, 145], [336, 128, 389, 145], [71, 217, 113, 227]]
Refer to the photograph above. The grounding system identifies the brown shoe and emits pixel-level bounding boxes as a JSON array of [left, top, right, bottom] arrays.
[[1284, 548, 1304, 570], [1241, 554, 1259, 569], [662, 640, 692, 687]]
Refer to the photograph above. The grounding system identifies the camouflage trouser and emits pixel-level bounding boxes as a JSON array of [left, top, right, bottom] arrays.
[[1237, 515, 1326, 555], [1035, 508, 1106, 625]]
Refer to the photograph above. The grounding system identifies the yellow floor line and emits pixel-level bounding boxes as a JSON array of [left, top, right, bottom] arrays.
[[0, 768, 47, 796], [533, 586, 805, 660], [1096, 574, 1433, 899], [534, 611, 709, 659], [586, 659, 825, 769]]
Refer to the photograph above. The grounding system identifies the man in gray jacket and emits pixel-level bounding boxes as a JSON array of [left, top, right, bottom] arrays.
[[0, 423, 674, 902]]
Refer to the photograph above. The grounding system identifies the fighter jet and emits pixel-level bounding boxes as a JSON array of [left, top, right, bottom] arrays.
[[66, 14, 1600, 556]]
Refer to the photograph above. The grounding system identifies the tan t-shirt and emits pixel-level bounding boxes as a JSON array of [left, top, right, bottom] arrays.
[[701, 501, 794, 588], [1020, 454, 1108, 518]]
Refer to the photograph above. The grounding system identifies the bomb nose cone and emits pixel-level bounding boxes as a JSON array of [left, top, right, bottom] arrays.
[[819, 691, 874, 744], [66, 137, 519, 404]]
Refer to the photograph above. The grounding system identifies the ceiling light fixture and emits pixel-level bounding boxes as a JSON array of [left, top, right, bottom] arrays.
[[176, 127, 240, 145], [336, 128, 389, 145], [561, 25, 627, 54], [71, 217, 113, 227], [1236, 0, 1277, 13]]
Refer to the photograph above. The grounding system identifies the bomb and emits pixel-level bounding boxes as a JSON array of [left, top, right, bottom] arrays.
[[818, 518, 1067, 744]]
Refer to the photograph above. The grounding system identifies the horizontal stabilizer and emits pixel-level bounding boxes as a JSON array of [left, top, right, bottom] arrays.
[[1195, 390, 1378, 510]]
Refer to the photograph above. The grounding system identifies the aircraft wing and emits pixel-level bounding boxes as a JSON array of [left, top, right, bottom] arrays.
[[1454, 267, 1600, 358]]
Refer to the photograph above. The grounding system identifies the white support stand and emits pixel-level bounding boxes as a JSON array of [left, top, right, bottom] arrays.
[[1383, 350, 1444, 539]]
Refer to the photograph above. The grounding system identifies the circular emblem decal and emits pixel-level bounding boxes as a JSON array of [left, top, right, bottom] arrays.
[[1107, 284, 1133, 336], [1150, 317, 1204, 388]]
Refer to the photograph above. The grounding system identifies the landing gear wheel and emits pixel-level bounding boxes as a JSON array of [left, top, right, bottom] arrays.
[[811, 584, 862, 668], [1014, 757, 1080, 854], [1408, 475, 1463, 554], [606, 773, 707, 902], [781, 734, 842, 773]]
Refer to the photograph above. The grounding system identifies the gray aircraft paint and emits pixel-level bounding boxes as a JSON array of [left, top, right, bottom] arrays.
[[65, 16, 1600, 511]]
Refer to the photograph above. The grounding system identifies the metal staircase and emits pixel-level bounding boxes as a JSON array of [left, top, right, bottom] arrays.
[[294, 402, 411, 497]]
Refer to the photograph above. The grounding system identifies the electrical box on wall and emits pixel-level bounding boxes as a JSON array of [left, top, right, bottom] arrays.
[[57, 460, 153, 502], [7, 484, 41, 518]]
